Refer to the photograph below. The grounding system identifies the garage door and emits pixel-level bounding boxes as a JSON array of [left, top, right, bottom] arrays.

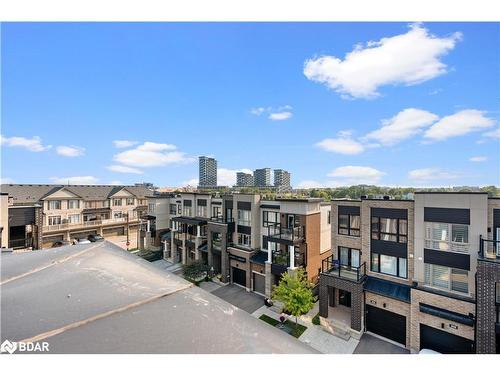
[[420, 324, 474, 354], [232, 267, 246, 287], [253, 273, 265, 295], [366, 305, 406, 346], [103, 227, 125, 236]]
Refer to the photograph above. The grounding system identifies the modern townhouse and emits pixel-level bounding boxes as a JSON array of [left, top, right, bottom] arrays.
[[0, 184, 152, 249], [319, 192, 500, 354]]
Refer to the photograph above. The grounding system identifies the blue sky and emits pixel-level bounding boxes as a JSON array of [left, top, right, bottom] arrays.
[[1, 22, 499, 188]]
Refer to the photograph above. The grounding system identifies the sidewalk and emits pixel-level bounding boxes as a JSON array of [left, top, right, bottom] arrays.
[[252, 302, 359, 354]]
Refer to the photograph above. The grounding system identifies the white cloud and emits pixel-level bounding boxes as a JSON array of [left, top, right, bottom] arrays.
[[50, 176, 99, 185], [424, 110, 495, 141], [182, 178, 199, 186], [113, 141, 193, 168], [107, 165, 143, 174], [327, 166, 385, 185], [483, 127, 500, 139], [218, 168, 253, 186], [0, 177, 16, 184], [250, 107, 267, 116], [315, 133, 365, 155], [408, 168, 459, 181], [296, 180, 327, 189], [56, 145, 85, 157], [365, 108, 439, 146], [113, 140, 138, 148], [0, 135, 51, 152], [469, 156, 488, 162], [268, 111, 293, 121], [304, 24, 461, 99]]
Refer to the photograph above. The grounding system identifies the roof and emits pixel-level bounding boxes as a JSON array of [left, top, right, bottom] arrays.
[[0, 242, 316, 354], [0, 184, 152, 204], [364, 276, 411, 303]]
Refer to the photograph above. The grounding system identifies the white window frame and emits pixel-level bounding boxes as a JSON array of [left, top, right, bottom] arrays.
[[68, 214, 81, 224], [237, 209, 252, 226], [48, 216, 62, 225], [113, 198, 122, 206], [48, 200, 61, 210], [424, 263, 469, 294], [68, 199, 80, 209], [425, 222, 469, 253]]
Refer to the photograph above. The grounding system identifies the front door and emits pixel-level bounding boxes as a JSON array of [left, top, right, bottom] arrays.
[[339, 290, 351, 307]]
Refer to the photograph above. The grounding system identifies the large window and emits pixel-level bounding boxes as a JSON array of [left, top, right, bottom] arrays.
[[212, 206, 222, 218], [339, 246, 360, 268], [169, 204, 177, 215], [238, 209, 252, 226], [263, 211, 280, 227], [68, 214, 80, 224], [197, 206, 207, 217], [371, 253, 407, 279], [148, 203, 155, 213], [48, 216, 61, 225], [183, 206, 192, 217], [425, 222, 469, 253], [113, 198, 122, 206], [424, 263, 469, 294], [126, 198, 135, 205], [371, 217, 407, 243], [338, 213, 360, 236], [68, 199, 79, 209], [114, 211, 123, 219], [48, 200, 61, 210], [237, 233, 251, 248]]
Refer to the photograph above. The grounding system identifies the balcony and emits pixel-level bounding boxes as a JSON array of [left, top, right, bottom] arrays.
[[208, 216, 235, 232], [425, 239, 469, 253], [267, 223, 304, 244], [321, 255, 366, 282], [42, 217, 138, 233], [479, 235, 500, 262]]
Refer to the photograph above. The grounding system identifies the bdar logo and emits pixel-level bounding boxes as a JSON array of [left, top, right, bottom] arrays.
[[1, 340, 18, 354]]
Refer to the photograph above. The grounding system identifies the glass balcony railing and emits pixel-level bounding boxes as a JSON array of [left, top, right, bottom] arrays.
[[267, 223, 304, 242], [321, 255, 366, 282], [479, 235, 500, 261]]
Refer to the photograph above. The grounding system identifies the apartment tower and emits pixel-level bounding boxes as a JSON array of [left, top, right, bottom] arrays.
[[198, 156, 217, 188]]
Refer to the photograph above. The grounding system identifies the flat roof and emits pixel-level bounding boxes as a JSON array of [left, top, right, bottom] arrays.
[[0, 242, 315, 354]]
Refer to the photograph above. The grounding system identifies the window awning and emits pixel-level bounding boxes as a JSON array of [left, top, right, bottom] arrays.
[[364, 276, 411, 302], [419, 303, 474, 327]]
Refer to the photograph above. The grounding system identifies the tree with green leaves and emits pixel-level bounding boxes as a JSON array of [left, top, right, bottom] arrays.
[[182, 260, 209, 281], [272, 268, 316, 333]]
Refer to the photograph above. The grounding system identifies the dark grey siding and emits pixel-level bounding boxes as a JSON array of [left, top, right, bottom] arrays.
[[371, 240, 407, 258], [339, 205, 360, 215], [424, 207, 470, 225], [371, 207, 407, 219], [424, 248, 470, 270], [9, 207, 36, 226]]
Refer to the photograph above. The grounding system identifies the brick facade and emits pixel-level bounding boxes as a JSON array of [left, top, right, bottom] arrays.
[[476, 260, 500, 353]]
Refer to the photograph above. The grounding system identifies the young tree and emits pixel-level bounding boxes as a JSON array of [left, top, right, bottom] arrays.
[[272, 269, 316, 333]]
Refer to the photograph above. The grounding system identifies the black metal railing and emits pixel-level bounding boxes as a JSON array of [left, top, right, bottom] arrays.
[[271, 249, 306, 268], [479, 235, 500, 261], [321, 255, 366, 282], [267, 223, 304, 242], [9, 238, 32, 249], [209, 216, 234, 224]]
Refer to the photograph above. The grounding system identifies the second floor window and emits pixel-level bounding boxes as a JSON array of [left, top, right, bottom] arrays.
[[113, 199, 122, 206], [424, 263, 468, 294], [183, 206, 192, 217], [48, 216, 61, 225], [371, 217, 407, 243], [148, 203, 155, 213], [238, 209, 252, 226], [212, 206, 222, 218], [197, 206, 207, 217], [68, 200, 79, 209], [425, 222, 469, 253], [338, 213, 360, 236], [126, 198, 135, 205], [48, 200, 61, 210], [237, 233, 251, 248], [371, 253, 407, 279], [263, 211, 279, 227], [114, 212, 123, 219], [68, 214, 80, 224], [169, 204, 177, 215]]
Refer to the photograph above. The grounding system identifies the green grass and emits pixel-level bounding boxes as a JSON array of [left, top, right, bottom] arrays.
[[258, 314, 307, 338], [312, 313, 320, 325]]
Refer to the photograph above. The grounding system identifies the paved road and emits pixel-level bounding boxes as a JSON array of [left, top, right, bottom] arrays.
[[354, 333, 409, 354], [211, 284, 265, 314]]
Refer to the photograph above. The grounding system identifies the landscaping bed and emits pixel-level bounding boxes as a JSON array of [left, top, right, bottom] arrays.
[[258, 314, 307, 338]]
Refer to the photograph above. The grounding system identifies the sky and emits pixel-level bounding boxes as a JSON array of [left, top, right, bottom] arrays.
[[1, 22, 499, 188]]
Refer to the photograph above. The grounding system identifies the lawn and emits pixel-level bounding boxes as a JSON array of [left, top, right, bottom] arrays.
[[259, 314, 307, 338], [312, 313, 320, 325]]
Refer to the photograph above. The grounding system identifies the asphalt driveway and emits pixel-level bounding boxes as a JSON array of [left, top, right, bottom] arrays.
[[354, 333, 410, 354], [211, 284, 265, 314]]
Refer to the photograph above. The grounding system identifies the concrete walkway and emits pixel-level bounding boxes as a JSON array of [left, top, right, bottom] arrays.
[[353, 333, 409, 354], [151, 259, 182, 273], [251, 303, 360, 354]]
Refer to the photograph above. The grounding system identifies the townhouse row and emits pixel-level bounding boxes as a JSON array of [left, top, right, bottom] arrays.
[[0, 184, 152, 249], [319, 192, 500, 354]]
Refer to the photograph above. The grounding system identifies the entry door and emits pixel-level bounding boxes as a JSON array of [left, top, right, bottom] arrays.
[[339, 290, 351, 307], [339, 247, 360, 268]]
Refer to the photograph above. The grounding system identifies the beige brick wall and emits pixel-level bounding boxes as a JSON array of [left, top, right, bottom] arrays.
[[365, 292, 411, 348], [410, 288, 475, 353], [331, 201, 362, 259]]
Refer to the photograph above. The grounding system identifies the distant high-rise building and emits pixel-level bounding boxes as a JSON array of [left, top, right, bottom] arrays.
[[274, 169, 291, 190], [253, 168, 271, 187], [236, 172, 254, 187], [199, 156, 217, 188]]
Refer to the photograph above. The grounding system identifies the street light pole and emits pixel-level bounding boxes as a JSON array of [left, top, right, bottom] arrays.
[[126, 213, 130, 251]]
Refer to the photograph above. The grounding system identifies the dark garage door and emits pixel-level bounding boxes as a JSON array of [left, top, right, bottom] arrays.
[[420, 324, 474, 354], [232, 267, 246, 287], [253, 272, 265, 295], [366, 305, 406, 346]]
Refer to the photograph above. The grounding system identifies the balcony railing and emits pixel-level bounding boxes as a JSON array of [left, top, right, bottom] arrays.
[[267, 223, 304, 243], [42, 217, 138, 232], [271, 249, 306, 268], [425, 239, 469, 253], [9, 238, 33, 249], [321, 255, 366, 282], [479, 235, 500, 261]]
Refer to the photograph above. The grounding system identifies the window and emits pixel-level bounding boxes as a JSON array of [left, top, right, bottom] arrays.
[[212, 206, 222, 218], [424, 263, 469, 294], [371, 217, 407, 243], [48, 216, 61, 225], [126, 198, 135, 205], [263, 211, 279, 227], [48, 200, 61, 210], [339, 246, 360, 268], [177, 205, 182, 215], [197, 206, 207, 217], [237, 233, 251, 248], [68, 200, 79, 209], [68, 214, 80, 224], [497, 283, 500, 323], [238, 209, 252, 226], [113, 199, 122, 206], [338, 213, 360, 236], [425, 222, 469, 253], [148, 203, 155, 213], [183, 206, 192, 217], [371, 253, 407, 278], [226, 208, 233, 221], [169, 204, 177, 215], [327, 210, 331, 224], [114, 212, 123, 219]]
